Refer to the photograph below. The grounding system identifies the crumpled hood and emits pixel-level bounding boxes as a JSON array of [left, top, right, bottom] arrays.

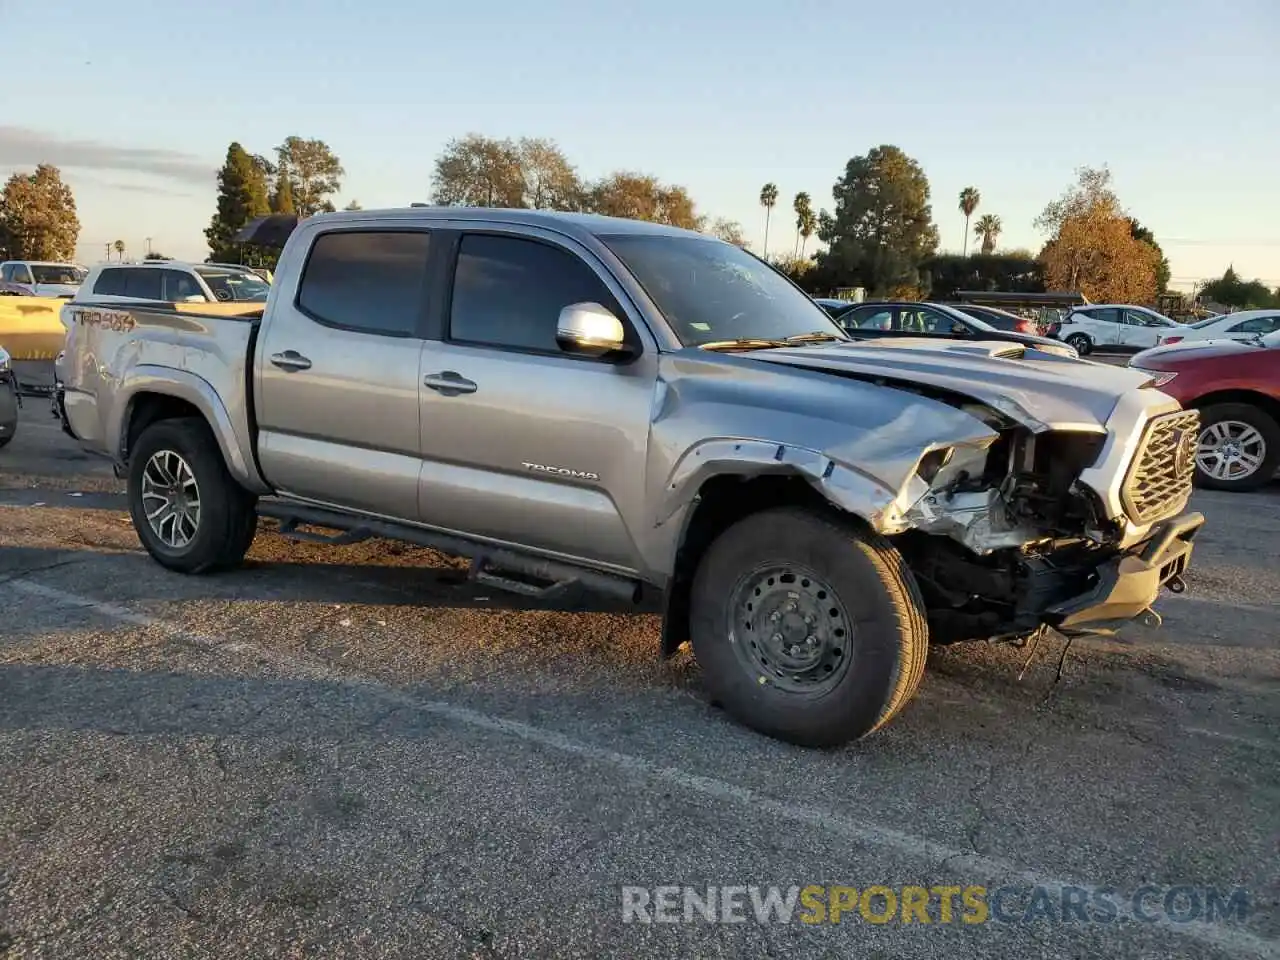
[[746, 337, 1154, 432]]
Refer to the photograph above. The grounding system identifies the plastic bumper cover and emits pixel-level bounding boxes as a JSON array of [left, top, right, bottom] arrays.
[[1047, 511, 1204, 631]]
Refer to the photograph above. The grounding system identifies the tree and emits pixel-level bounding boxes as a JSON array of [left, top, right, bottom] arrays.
[[1128, 219, 1171, 293], [815, 145, 940, 296], [924, 252, 1043, 299], [792, 192, 813, 257], [344, 199, 363, 211], [759, 183, 778, 259], [271, 166, 296, 215], [113, 240, 125, 260], [586, 172, 702, 229], [516, 137, 582, 210], [144, 251, 171, 261], [431, 133, 525, 208], [206, 142, 272, 262], [959, 187, 980, 256], [1036, 167, 1158, 302], [973, 213, 1002, 255], [274, 136, 344, 217], [0, 164, 80, 262], [706, 218, 747, 247], [1200, 266, 1279, 309]]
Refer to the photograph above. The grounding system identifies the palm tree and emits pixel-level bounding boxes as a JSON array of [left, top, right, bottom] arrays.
[[759, 183, 778, 258], [792, 192, 812, 257], [113, 239, 126, 261], [958, 187, 980, 256], [798, 209, 817, 258], [974, 214, 1002, 255]]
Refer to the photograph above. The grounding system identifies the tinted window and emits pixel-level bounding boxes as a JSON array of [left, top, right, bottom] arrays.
[[847, 307, 893, 331], [162, 270, 204, 302], [1229, 315, 1280, 335], [13, 265, 33, 284], [1081, 308, 1121, 325], [123, 270, 163, 300], [898, 306, 958, 334], [93, 269, 128, 297], [297, 230, 430, 336], [450, 234, 618, 352], [0, 265, 12, 281]]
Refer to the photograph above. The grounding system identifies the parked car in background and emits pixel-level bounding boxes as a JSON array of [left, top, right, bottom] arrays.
[[949, 303, 1041, 336], [0, 261, 87, 298], [57, 206, 1200, 747], [1054, 304, 1179, 355], [76, 261, 271, 305], [1157, 309, 1280, 347], [835, 300, 1078, 357], [1129, 331, 1280, 491], [0, 345, 19, 448], [813, 297, 853, 318]]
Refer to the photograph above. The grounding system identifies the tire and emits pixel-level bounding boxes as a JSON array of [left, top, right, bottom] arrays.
[[1065, 333, 1092, 356], [1194, 403, 1280, 493], [689, 507, 928, 747], [128, 417, 258, 573]]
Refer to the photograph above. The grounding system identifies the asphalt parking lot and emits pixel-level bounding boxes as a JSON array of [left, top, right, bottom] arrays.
[[1, 401, 1277, 959]]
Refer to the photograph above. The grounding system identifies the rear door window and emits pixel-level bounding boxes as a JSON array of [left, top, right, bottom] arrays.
[[93, 269, 128, 297], [296, 230, 431, 336], [122, 270, 163, 300]]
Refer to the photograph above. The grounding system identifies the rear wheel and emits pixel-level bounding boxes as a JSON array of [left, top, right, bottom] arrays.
[[128, 417, 258, 573], [689, 507, 928, 747], [1065, 333, 1092, 355], [1194, 403, 1280, 492]]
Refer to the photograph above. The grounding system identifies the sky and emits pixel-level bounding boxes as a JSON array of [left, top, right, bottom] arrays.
[[2, 0, 1277, 293]]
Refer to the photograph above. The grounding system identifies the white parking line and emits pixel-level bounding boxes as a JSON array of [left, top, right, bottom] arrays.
[[5, 576, 1276, 958]]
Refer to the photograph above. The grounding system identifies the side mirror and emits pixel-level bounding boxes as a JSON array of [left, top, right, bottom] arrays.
[[556, 302, 631, 360], [181, 294, 208, 303]]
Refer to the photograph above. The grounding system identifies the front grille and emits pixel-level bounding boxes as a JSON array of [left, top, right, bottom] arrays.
[[1122, 409, 1200, 524]]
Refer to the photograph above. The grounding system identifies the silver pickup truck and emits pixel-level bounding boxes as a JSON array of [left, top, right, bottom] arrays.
[[56, 207, 1204, 746]]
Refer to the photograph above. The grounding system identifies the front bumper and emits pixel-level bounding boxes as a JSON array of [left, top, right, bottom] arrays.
[[1047, 511, 1204, 632]]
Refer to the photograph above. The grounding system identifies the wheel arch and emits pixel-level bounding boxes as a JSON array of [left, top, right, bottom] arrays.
[[659, 471, 878, 658], [116, 368, 267, 493], [1187, 390, 1280, 428]]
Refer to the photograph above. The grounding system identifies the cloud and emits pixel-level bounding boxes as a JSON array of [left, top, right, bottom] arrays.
[[67, 172, 197, 198], [0, 126, 214, 186]]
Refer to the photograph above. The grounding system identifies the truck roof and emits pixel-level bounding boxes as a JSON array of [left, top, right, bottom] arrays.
[[313, 206, 709, 242]]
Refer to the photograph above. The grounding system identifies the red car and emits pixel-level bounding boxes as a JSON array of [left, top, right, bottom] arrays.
[[1129, 331, 1280, 491]]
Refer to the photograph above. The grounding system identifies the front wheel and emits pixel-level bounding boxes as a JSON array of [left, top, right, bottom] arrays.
[[689, 507, 928, 747], [1194, 403, 1280, 492], [1065, 333, 1092, 355], [128, 417, 258, 573]]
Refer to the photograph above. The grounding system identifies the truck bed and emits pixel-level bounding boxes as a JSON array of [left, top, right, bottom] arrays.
[[60, 300, 263, 488]]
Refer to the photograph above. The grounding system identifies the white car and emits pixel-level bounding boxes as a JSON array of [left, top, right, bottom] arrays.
[[0, 260, 87, 297], [1054, 304, 1179, 355], [1156, 309, 1280, 346], [75, 261, 271, 306]]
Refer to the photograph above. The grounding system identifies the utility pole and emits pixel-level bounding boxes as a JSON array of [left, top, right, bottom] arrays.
[[104, 242, 111, 261], [145, 237, 153, 257]]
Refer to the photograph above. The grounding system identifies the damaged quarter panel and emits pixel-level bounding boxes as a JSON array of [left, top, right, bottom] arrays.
[[643, 349, 1000, 573]]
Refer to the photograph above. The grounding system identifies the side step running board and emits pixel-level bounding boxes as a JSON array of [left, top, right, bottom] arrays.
[[257, 500, 640, 604]]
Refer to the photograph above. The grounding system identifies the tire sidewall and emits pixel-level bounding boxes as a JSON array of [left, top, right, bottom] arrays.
[[1194, 404, 1280, 492], [1066, 333, 1091, 355], [128, 419, 239, 571], [689, 509, 915, 746]]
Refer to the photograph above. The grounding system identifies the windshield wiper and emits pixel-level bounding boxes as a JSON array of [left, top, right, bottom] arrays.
[[698, 338, 790, 352], [783, 331, 848, 344]]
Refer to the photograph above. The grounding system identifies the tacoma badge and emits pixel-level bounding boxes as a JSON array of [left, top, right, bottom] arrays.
[[521, 461, 600, 481]]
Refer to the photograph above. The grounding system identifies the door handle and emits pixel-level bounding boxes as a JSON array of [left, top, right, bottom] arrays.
[[270, 350, 312, 371], [423, 371, 477, 396]]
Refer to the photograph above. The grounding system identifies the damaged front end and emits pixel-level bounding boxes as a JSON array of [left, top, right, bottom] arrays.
[[881, 402, 1203, 643]]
